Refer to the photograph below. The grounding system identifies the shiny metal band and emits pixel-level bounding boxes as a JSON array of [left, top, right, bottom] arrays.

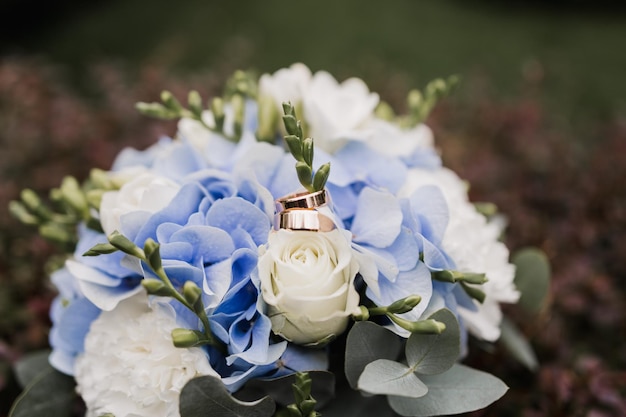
[[275, 209, 336, 232], [275, 189, 327, 213]]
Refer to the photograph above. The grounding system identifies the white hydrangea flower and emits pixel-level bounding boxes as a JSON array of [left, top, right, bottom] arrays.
[[258, 63, 312, 109], [75, 293, 218, 417], [400, 167, 519, 341], [302, 70, 379, 153], [99, 172, 180, 237], [365, 119, 436, 158]]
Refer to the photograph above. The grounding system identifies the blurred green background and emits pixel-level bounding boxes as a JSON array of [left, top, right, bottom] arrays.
[[1, 1, 625, 416], [3, 0, 626, 130]]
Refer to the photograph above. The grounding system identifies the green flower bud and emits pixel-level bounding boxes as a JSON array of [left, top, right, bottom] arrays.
[[39, 223, 73, 243], [256, 94, 279, 143], [282, 102, 296, 117], [9, 201, 38, 225], [387, 294, 422, 314], [211, 97, 225, 131], [85, 189, 104, 209], [285, 135, 304, 161], [375, 101, 395, 121], [60, 176, 88, 215], [20, 189, 42, 212], [89, 168, 113, 189], [143, 238, 162, 271], [83, 242, 119, 257], [283, 114, 299, 136], [231, 94, 245, 139], [296, 161, 313, 189], [302, 137, 314, 167], [433, 270, 488, 285], [188, 90, 203, 117], [183, 281, 204, 313], [135, 102, 177, 119], [407, 89, 423, 110], [171, 328, 205, 348], [461, 281, 486, 303], [108, 231, 144, 258], [389, 315, 446, 334], [312, 163, 330, 192], [141, 279, 172, 297], [160, 90, 183, 112]]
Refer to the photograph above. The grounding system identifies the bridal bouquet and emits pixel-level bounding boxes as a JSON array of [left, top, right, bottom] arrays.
[[9, 64, 549, 417]]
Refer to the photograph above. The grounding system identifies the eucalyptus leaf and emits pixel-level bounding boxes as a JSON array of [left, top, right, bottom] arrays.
[[388, 364, 508, 417], [499, 317, 539, 371], [345, 321, 403, 389], [320, 381, 397, 417], [512, 247, 551, 313], [14, 350, 51, 388], [9, 365, 76, 417], [358, 359, 428, 398], [180, 375, 275, 417], [405, 309, 459, 375], [236, 371, 335, 408]]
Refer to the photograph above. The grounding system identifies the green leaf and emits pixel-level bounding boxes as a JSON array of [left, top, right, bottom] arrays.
[[499, 317, 539, 371], [14, 350, 51, 388], [320, 383, 396, 417], [358, 359, 428, 398], [180, 375, 275, 417], [9, 364, 76, 417], [236, 371, 335, 408], [406, 309, 460, 375], [512, 247, 551, 313], [344, 321, 403, 389], [387, 364, 508, 417]]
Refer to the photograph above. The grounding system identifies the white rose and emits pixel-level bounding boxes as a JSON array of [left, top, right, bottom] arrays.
[[99, 172, 180, 236], [399, 167, 519, 341], [302, 71, 379, 153], [258, 229, 360, 345], [75, 292, 218, 417], [258, 63, 312, 109]]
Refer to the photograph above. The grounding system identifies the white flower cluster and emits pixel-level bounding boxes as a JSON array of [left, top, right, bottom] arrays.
[[75, 293, 217, 417]]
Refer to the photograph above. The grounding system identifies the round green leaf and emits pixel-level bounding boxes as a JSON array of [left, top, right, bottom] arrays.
[[499, 317, 539, 371], [388, 364, 508, 416], [358, 359, 428, 398], [180, 375, 275, 417], [14, 350, 51, 388], [344, 321, 404, 389], [9, 365, 76, 417], [512, 247, 551, 313], [405, 309, 460, 375]]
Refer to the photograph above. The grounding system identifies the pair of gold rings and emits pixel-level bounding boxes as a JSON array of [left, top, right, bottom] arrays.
[[274, 189, 335, 232]]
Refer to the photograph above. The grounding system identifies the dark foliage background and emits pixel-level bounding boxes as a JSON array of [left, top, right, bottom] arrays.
[[0, 1, 625, 415]]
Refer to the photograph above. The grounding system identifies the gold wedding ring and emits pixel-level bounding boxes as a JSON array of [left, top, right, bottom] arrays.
[[275, 209, 336, 232], [275, 189, 328, 212]]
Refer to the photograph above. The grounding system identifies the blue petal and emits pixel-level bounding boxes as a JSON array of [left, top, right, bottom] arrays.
[[387, 226, 420, 271], [367, 262, 433, 323], [206, 198, 271, 246], [409, 185, 449, 245], [351, 187, 402, 248], [169, 225, 235, 264]]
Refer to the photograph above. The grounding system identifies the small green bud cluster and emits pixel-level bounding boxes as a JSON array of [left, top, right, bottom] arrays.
[[277, 372, 321, 417], [353, 294, 446, 335], [433, 269, 488, 303], [10, 169, 120, 247], [136, 71, 260, 144], [84, 232, 225, 353], [387, 74, 459, 128], [282, 102, 330, 193]]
